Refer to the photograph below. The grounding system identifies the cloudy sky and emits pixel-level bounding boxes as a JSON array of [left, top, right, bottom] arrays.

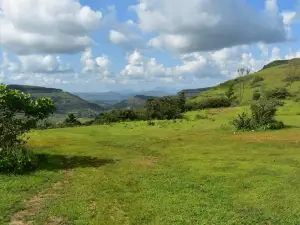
[[0, 0, 300, 92]]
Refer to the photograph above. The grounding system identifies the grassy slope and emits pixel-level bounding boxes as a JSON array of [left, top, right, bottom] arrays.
[[191, 59, 300, 104], [1, 101, 300, 224]]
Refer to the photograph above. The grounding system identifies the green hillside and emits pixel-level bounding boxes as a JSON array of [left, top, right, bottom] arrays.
[[7, 85, 104, 117], [191, 58, 300, 104], [113, 95, 156, 109]]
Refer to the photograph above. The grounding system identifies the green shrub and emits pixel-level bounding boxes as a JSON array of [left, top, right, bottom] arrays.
[[185, 97, 231, 111], [265, 121, 285, 130], [0, 146, 38, 174], [198, 97, 231, 109], [251, 76, 264, 87], [63, 113, 82, 126], [266, 87, 290, 99], [252, 91, 261, 100], [145, 96, 183, 120], [232, 112, 253, 131], [233, 98, 284, 131], [195, 114, 209, 120], [94, 109, 145, 124], [147, 120, 155, 126]]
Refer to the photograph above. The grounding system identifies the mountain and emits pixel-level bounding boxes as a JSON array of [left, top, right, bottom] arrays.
[[190, 58, 300, 104], [7, 84, 104, 117], [113, 95, 156, 109], [75, 88, 175, 105], [74, 91, 128, 102], [179, 87, 212, 98]]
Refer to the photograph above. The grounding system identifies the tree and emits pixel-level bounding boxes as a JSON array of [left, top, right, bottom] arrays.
[[178, 92, 186, 113], [225, 84, 237, 102], [0, 84, 55, 148], [0, 84, 55, 173], [64, 113, 81, 126], [237, 67, 250, 104]]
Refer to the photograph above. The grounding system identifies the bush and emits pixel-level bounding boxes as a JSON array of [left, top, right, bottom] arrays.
[[252, 90, 261, 100], [185, 97, 231, 111], [63, 113, 82, 126], [145, 96, 183, 120], [251, 76, 264, 87], [232, 112, 253, 131], [94, 109, 145, 124], [232, 98, 284, 131], [266, 87, 290, 99], [0, 146, 38, 174]]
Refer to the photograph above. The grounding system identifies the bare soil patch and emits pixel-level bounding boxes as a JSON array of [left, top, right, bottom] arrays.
[[10, 170, 72, 225]]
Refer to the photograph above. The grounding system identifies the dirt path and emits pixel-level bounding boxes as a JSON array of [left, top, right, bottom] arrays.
[[10, 169, 73, 225]]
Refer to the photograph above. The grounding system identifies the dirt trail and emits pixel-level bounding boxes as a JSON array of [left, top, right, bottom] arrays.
[[10, 169, 73, 225]]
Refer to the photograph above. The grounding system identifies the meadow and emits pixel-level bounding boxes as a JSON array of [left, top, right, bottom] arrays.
[[1, 101, 300, 225]]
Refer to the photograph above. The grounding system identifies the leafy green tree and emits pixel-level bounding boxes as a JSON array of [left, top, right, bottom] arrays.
[[0, 84, 55, 173], [145, 96, 182, 120], [178, 92, 186, 113], [225, 84, 237, 101], [64, 113, 81, 126], [0, 84, 55, 148]]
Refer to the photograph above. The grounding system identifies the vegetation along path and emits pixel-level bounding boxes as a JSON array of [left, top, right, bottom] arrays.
[[1, 103, 300, 224]]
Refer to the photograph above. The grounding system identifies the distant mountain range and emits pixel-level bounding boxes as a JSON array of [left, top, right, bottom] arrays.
[[74, 88, 178, 103]]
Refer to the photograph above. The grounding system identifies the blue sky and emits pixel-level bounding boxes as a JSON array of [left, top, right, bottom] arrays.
[[0, 0, 300, 92]]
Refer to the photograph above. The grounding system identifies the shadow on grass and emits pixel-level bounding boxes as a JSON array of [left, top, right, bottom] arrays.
[[36, 153, 116, 171]]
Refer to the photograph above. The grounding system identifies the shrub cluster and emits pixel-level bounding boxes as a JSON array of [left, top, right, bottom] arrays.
[[251, 76, 264, 87], [185, 97, 231, 111], [266, 87, 290, 99], [233, 98, 284, 131]]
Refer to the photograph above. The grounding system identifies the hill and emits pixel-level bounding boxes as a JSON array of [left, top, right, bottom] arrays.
[[74, 91, 127, 102], [191, 58, 300, 104], [113, 95, 156, 109], [7, 84, 104, 117], [179, 87, 212, 98]]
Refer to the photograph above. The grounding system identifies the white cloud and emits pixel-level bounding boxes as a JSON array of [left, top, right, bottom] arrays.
[[0, 52, 20, 72], [0, 0, 102, 55], [103, 6, 143, 49], [134, 0, 287, 53], [258, 43, 269, 57], [18, 55, 72, 74], [80, 48, 115, 84], [1, 52, 72, 74], [120, 50, 173, 81], [109, 30, 128, 44]]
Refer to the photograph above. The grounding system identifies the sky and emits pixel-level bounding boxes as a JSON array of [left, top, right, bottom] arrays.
[[0, 0, 300, 92]]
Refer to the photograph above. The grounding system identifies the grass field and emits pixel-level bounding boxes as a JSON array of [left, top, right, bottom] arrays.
[[1, 102, 300, 224]]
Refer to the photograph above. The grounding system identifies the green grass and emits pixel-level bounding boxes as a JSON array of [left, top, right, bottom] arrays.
[[191, 59, 300, 105], [1, 102, 300, 224]]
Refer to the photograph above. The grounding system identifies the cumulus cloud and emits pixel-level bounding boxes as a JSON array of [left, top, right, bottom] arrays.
[[109, 30, 128, 44], [103, 6, 144, 49], [18, 55, 72, 74], [80, 48, 116, 84], [120, 50, 173, 81], [133, 0, 287, 53], [0, 0, 102, 55], [0, 52, 20, 72], [1, 52, 72, 74]]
